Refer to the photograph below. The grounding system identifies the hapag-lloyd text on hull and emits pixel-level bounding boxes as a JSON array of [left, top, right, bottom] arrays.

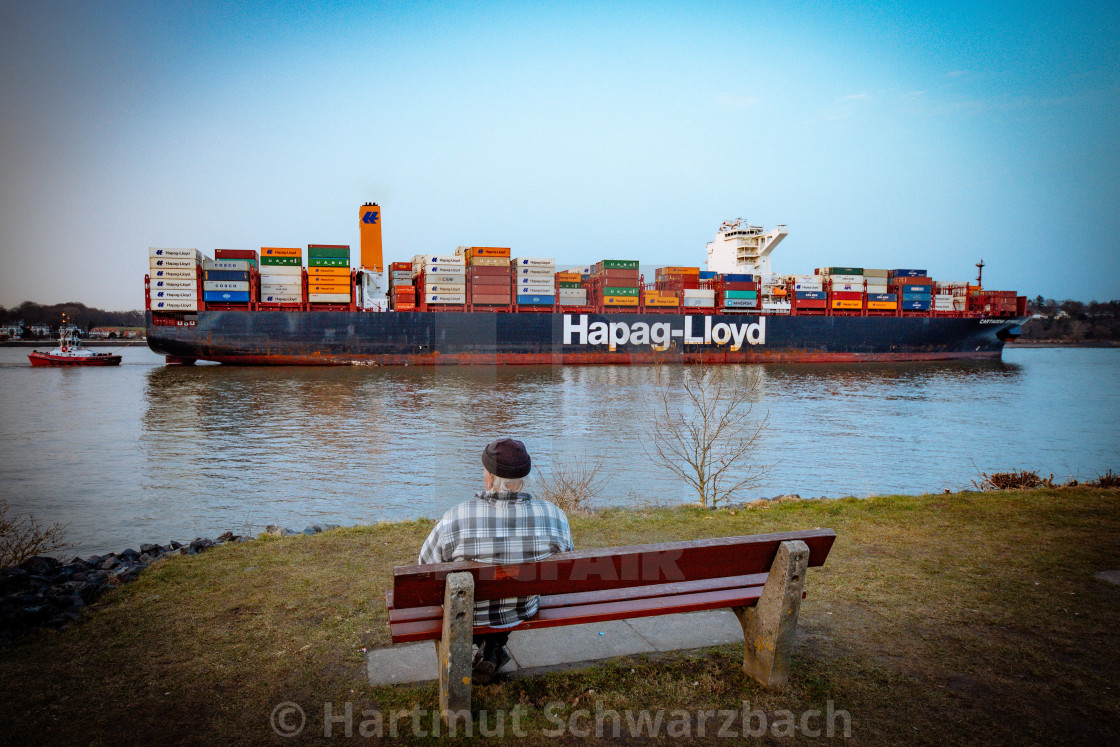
[[563, 314, 765, 351]]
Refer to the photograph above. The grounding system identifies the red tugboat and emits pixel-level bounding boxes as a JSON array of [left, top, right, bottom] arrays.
[[28, 327, 122, 367]]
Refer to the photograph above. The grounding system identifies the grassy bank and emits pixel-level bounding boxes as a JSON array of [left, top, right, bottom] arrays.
[[2, 488, 1118, 744]]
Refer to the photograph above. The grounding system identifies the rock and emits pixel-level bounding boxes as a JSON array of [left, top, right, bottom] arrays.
[[189, 538, 213, 552], [216, 531, 237, 542], [138, 553, 154, 565], [322, 523, 342, 532], [110, 566, 138, 584], [281, 528, 297, 537], [19, 556, 59, 576], [99, 556, 120, 571], [46, 612, 80, 628], [184, 547, 196, 556], [139, 543, 157, 555], [169, 541, 183, 550], [119, 548, 139, 561], [263, 525, 283, 537], [85, 555, 102, 566]]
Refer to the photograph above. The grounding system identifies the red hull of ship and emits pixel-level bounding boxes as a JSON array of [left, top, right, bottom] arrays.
[[27, 351, 122, 367]]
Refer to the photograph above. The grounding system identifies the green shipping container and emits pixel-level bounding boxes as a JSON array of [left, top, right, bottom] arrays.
[[558, 282, 582, 289], [600, 259, 639, 270], [602, 286, 639, 297], [827, 267, 863, 275], [723, 290, 758, 299], [308, 257, 350, 268], [307, 245, 351, 258], [260, 256, 302, 266]]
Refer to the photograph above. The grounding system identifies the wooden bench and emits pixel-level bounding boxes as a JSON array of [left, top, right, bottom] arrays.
[[387, 529, 836, 724]]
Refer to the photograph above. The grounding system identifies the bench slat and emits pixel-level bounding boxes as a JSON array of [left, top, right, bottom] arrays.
[[387, 572, 772, 625], [391, 529, 836, 608], [389, 583, 768, 643]]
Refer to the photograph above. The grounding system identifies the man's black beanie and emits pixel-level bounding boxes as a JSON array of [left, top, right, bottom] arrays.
[[482, 438, 532, 479]]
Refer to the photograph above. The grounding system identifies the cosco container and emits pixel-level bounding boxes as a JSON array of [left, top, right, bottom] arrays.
[[203, 290, 251, 303], [203, 259, 253, 271], [204, 270, 249, 282], [203, 280, 249, 292]]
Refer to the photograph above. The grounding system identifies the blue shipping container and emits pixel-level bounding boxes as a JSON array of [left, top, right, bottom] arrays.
[[899, 284, 931, 294], [698, 271, 717, 279], [891, 269, 927, 278], [721, 273, 755, 282], [902, 300, 931, 310], [203, 291, 251, 303], [516, 294, 555, 305], [204, 270, 250, 281], [868, 293, 897, 302], [902, 291, 931, 302], [796, 291, 826, 300]]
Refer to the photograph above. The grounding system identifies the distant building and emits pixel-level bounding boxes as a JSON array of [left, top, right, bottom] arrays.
[[28, 324, 52, 338], [60, 324, 82, 337], [0, 321, 24, 338]]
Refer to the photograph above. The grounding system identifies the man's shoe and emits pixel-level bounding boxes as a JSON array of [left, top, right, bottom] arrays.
[[472, 645, 511, 685]]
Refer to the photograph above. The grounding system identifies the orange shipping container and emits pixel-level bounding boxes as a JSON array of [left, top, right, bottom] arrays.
[[261, 246, 302, 258], [466, 246, 511, 258], [308, 267, 351, 279], [656, 266, 700, 275], [831, 299, 862, 310], [645, 296, 680, 307], [554, 272, 581, 282], [603, 295, 639, 307], [308, 283, 351, 294], [867, 302, 897, 310]]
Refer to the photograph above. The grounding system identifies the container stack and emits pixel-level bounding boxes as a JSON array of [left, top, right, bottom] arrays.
[[818, 267, 864, 312], [307, 245, 352, 304], [203, 254, 254, 305], [863, 269, 895, 312], [594, 260, 640, 308], [890, 270, 932, 312], [718, 273, 758, 311], [972, 290, 1020, 316], [682, 289, 716, 308], [149, 248, 203, 311], [414, 254, 466, 305], [259, 247, 303, 305], [388, 261, 415, 310], [643, 289, 680, 308], [464, 247, 511, 307], [654, 266, 700, 292], [555, 270, 587, 307], [513, 256, 555, 306]]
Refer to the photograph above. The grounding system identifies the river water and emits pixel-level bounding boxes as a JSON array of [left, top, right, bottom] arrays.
[[1, 344, 1117, 556]]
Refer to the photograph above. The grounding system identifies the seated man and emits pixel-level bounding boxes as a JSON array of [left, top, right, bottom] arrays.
[[418, 438, 574, 683]]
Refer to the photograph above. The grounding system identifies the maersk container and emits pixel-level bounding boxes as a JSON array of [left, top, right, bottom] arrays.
[[517, 294, 555, 305], [723, 298, 759, 308], [796, 291, 826, 300], [203, 290, 251, 303], [204, 270, 249, 282], [152, 290, 197, 300], [151, 279, 196, 290], [204, 280, 250, 292]]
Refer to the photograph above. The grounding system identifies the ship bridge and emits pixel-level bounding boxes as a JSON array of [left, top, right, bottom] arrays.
[[705, 219, 787, 277]]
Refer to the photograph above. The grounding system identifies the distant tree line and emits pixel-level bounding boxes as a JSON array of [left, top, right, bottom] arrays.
[[1022, 297, 1120, 343], [0, 302, 143, 333]]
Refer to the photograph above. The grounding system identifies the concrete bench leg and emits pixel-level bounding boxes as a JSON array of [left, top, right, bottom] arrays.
[[435, 571, 475, 728], [733, 539, 809, 687]]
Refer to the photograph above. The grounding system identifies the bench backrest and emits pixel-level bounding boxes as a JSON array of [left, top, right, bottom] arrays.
[[391, 529, 836, 608]]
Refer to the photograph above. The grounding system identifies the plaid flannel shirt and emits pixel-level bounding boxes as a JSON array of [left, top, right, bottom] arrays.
[[418, 491, 574, 627]]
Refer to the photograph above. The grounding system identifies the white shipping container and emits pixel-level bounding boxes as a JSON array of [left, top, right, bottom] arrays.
[[390, 278, 413, 287], [558, 289, 587, 300], [203, 280, 249, 291], [150, 279, 195, 290], [793, 282, 823, 292], [307, 293, 351, 303], [424, 284, 467, 294], [203, 259, 253, 271], [517, 286, 556, 296], [415, 264, 465, 275], [517, 277, 555, 287], [516, 267, 554, 277], [427, 274, 466, 284], [390, 271, 412, 280], [261, 293, 302, 304], [414, 255, 464, 266], [260, 283, 301, 295], [828, 275, 865, 285], [258, 265, 302, 277], [149, 247, 200, 260], [151, 290, 197, 300], [832, 283, 865, 293], [683, 297, 716, 307], [683, 289, 716, 299], [427, 293, 466, 304], [151, 299, 198, 311], [149, 268, 197, 279], [150, 258, 197, 270], [934, 297, 954, 307], [511, 257, 555, 267], [863, 269, 889, 278]]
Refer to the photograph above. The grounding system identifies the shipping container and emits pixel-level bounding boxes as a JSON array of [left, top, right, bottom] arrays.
[[468, 266, 512, 276], [831, 299, 862, 310], [149, 258, 197, 270], [466, 256, 508, 267], [215, 249, 259, 261], [683, 297, 715, 307], [512, 257, 555, 267], [309, 283, 351, 294], [517, 294, 555, 305], [794, 282, 824, 292], [259, 283, 301, 295], [470, 275, 510, 286], [898, 284, 931, 294], [149, 268, 196, 279], [720, 273, 755, 282], [465, 246, 511, 258], [307, 245, 350, 258], [151, 299, 198, 311], [645, 296, 680, 307], [261, 293, 302, 304], [258, 265, 302, 277], [723, 290, 758, 299], [828, 274, 865, 285], [149, 247, 201, 260], [416, 264, 464, 275], [203, 290, 251, 303], [603, 286, 639, 297], [723, 298, 760, 308], [151, 290, 197, 300], [867, 301, 897, 310], [517, 267, 553, 277], [204, 270, 249, 281], [698, 271, 716, 280], [683, 289, 716, 299], [902, 300, 931, 310], [558, 281, 583, 289], [864, 269, 889, 278], [308, 293, 352, 303], [389, 261, 412, 272], [597, 259, 639, 270], [425, 293, 466, 304], [603, 295, 639, 306], [260, 256, 302, 266], [414, 255, 463, 266], [832, 283, 865, 293], [831, 291, 863, 301], [656, 266, 700, 275], [203, 281, 250, 292], [203, 259, 253, 271], [555, 272, 581, 282], [820, 267, 863, 275], [426, 284, 467, 294], [795, 291, 826, 300], [307, 257, 349, 268], [868, 293, 897, 302], [890, 269, 927, 278], [261, 246, 302, 258], [150, 279, 196, 290], [472, 293, 511, 304], [517, 276, 555, 287]]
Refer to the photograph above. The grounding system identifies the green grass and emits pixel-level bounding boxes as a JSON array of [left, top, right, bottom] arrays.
[[1, 488, 1118, 744]]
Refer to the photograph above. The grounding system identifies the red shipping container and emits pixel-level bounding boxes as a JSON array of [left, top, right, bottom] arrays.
[[472, 293, 511, 304], [470, 275, 510, 286], [721, 282, 759, 291], [468, 266, 512, 277], [890, 276, 932, 286], [393, 286, 415, 296], [831, 291, 864, 301], [390, 261, 411, 272], [794, 299, 828, 309], [215, 249, 259, 260], [395, 302, 416, 310], [599, 270, 640, 284]]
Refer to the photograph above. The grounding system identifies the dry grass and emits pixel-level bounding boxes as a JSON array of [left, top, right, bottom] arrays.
[[0, 499, 69, 568], [1, 488, 1118, 744]]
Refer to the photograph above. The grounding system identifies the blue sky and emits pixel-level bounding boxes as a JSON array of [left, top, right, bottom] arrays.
[[1, 0, 1117, 308]]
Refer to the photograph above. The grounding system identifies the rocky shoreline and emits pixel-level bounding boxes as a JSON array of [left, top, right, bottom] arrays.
[[0, 523, 341, 648]]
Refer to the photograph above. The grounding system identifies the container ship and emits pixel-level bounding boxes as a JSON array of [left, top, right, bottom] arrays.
[[144, 204, 1027, 365]]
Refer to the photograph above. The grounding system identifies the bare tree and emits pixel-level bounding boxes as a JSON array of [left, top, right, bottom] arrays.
[[535, 455, 613, 514], [0, 499, 69, 568], [642, 365, 769, 507]]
